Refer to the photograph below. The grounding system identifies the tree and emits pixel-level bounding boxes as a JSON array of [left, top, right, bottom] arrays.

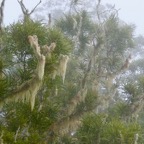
[[0, 0, 144, 143], [0, 19, 72, 143]]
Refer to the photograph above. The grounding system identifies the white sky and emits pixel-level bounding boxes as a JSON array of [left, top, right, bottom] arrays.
[[2, 0, 144, 36], [4, 0, 41, 23], [104, 0, 144, 36]]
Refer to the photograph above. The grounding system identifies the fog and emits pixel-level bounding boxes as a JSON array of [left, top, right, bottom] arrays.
[[3, 0, 144, 35]]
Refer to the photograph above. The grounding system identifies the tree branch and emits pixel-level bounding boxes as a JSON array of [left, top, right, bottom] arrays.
[[17, 0, 42, 22], [0, 0, 6, 32], [0, 35, 55, 111], [29, 0, 42, 15]]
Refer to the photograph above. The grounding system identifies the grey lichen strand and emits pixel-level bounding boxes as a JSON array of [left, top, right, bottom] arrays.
[[0, 35, 56, 110]]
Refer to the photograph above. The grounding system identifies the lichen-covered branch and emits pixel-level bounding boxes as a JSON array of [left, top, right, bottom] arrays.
[[46, 31, 104, 141], [46, 107, 97, 143], [48, 114, 82, 137], [95, 54, 132, 112], [129, 94, 144, 118], [64, 36, 103, 116], [0, 35, 55, 110], [52, 54, 69, 83]]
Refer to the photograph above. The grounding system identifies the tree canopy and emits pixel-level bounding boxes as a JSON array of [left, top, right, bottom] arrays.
[[0, 0, 144, 143]]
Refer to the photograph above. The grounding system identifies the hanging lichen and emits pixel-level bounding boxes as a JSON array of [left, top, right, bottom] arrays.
[[0, 35, 56, 110]]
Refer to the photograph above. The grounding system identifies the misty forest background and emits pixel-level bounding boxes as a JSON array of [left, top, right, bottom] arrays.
[[1, 0, 144, 143]]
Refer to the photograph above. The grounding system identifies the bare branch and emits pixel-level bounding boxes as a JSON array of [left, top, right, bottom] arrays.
[[48, 13, 51, 27], [96, 0, 101, 22], [17, 0, 27, 14], [17, 0, 42, 22], [0, 0, 6, 32], [134, 133, 139, 144], [29, 0, 42, 15], [14, 126, 20, 143]]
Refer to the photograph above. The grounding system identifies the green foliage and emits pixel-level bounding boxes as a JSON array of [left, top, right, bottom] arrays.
[[0, 20, 72, 91], [1, 21, 48, 85], [84, 89, 98, 109], [56, 14, 76, 37], [108, 102, 130, 118], [0, 78, 9, 99], [1, 100, 60, 143], [138, 76, 144, 91], [44, 28, 73, 78], [77, 114, 106, 144], [76, 114, 142, 144], [0, 20, 73, 143], [47, 29, 72, 55], [0, 59, 10, 98], [56, 10, 95, 53], [3, 21, 47, 60], [124, 76, 144, 102], [101, 119, 141, 144], [124, 83, 138, 97], [0, 1, 143, 143], [105, 17, 134, 53]]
